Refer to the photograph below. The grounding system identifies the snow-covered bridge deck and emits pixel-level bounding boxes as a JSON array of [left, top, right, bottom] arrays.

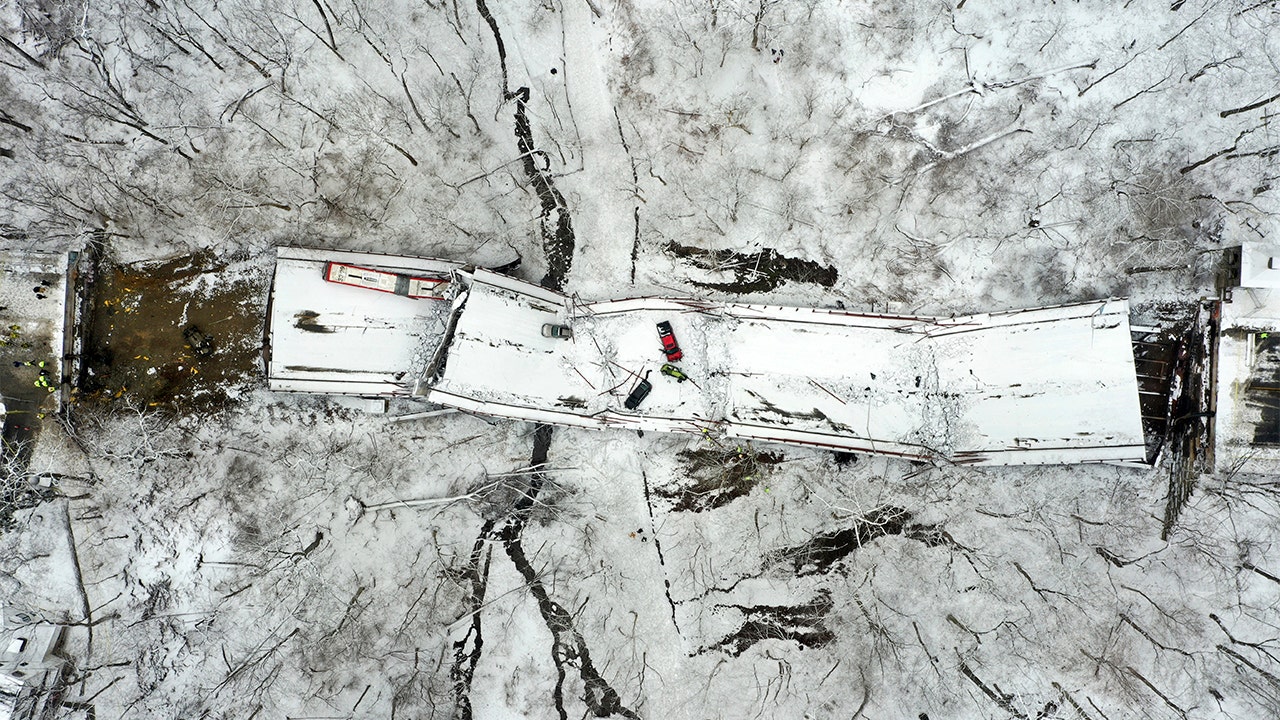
[[266, 247, 462, 395], [265, 250, 1146, 465], [428, 270, 1146, 466]]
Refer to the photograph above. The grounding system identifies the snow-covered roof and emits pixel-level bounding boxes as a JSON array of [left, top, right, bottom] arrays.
[[1239, 241, 1280, 289], [266, 247, 463, 396], [429, 270, 1147, 466]]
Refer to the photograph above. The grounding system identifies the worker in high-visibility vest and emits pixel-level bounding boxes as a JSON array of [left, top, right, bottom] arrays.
[[33, 369, 55, 393]]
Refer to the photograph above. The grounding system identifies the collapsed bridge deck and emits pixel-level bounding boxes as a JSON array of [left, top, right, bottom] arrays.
[[264, 249, 1147, 466], [426, 270, 1147, 466]]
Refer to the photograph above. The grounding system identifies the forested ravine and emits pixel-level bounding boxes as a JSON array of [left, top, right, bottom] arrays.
[[451, 4, 632, 718], [475, 0, 575, 293]]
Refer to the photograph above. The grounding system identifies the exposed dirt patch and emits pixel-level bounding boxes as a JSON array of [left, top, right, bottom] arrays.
[[292, 310, 333, 333], [449, 518, 495, 720], [665, 241, 837, 293], [76, 250, 267, 413], [1127, 300, 1212, 539], [655, 445, 783, 512]]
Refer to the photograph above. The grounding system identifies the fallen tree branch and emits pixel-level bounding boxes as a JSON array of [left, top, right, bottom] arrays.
[[918, 126, 1030, 174], [891, 59, 1097, 117], [1221, 91, 1280, 118]]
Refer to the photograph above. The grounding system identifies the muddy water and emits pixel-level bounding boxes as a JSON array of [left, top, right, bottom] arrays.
[[78, 250, 265, 412]]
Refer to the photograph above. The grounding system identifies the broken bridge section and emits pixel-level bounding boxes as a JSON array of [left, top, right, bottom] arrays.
[[266, 247, 462, 397], [262, 250, 1149, 466], [426, 269, 1148, 466]]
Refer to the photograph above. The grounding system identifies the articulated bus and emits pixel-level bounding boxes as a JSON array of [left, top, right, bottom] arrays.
[[324, 262, 449, 299]]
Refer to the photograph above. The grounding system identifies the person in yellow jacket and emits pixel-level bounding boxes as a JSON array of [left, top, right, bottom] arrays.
[[33, 370, 55, 393]]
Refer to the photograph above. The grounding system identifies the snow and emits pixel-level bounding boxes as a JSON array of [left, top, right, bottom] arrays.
[[0, 249, 73, 411], [266, 247, 462, 396], [5, 0, 1280, 718], [725, 299, 1146, 463], [432, 269, 1145, 465], [1237, 240, 1280, 289], [1212, 286, 1280, 475], [499, 0, 638, 295]]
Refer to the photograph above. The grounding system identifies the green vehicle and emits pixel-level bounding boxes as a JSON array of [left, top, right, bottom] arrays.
[[660, 364, 689, 383]]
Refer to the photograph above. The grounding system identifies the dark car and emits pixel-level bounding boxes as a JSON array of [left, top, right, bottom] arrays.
[[541, 323, 573, 339], [656, 321, 683, 362], [183, 325, 214, 358], [624, 373, 653, 410]]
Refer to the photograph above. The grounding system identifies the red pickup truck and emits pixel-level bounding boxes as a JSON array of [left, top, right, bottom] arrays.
[[656, 321, 683, 362]]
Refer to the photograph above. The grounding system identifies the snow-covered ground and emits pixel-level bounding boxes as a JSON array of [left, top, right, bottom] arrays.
[[2, 0, 1280, 718]]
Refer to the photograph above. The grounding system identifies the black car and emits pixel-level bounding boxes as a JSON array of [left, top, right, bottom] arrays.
[[624, 373, 653, 410], [183, 325, 214, 357]]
